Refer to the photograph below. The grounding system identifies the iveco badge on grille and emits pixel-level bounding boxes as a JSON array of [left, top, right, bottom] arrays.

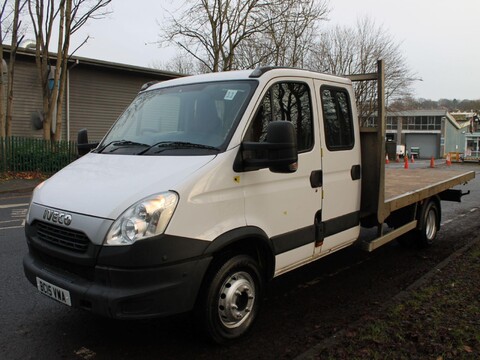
[[43, 209, 72, 226]]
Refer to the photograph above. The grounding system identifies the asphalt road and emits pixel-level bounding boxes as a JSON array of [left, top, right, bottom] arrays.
[[1, 164, 479, 360]]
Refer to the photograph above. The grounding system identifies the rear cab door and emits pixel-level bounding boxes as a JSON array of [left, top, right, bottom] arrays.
[[313, 79, 362, 255]]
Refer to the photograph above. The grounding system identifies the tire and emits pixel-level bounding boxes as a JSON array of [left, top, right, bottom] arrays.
[[417, 199, 440, 248], [396, 199, 440, 248], [195, 254, 264, 344]]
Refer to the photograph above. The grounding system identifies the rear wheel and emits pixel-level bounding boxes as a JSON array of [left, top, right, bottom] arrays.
[[195, 254, 264, 343], [417, 200, 440, 248], [396, 199, 440, 248]]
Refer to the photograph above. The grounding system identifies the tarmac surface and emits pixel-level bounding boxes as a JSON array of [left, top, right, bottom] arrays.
[[0, 178, 42, 194]]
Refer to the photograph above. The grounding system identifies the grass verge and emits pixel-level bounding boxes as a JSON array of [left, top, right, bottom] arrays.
[[302, 239, 480, 360]]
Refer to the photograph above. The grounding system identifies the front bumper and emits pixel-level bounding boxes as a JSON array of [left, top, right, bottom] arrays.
[[23, 249, 212, 319]]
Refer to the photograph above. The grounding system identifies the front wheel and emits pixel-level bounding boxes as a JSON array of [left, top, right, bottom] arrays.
[[195, 254, 264, 343]]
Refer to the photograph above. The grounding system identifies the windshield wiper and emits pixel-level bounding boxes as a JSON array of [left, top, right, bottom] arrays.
[[95, 140, 150, 153], [138, 141, 220, 155]]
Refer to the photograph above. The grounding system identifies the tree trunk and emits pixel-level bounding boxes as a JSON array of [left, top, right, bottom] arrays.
[[6, 0, 25, 138], [53, 0, 72, 141], [0, 46, 5, 138]]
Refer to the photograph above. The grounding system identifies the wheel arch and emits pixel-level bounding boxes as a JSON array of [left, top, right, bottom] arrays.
[[203, 226, 275, 281]]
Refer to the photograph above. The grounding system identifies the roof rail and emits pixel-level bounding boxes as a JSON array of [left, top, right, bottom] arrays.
[[140, 80, 159, 91], [249, 66, 276, 78]]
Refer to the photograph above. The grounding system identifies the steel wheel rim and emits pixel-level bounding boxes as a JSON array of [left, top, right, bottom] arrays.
[[425, 208, 437, 240], [217, 271, 255, 329]]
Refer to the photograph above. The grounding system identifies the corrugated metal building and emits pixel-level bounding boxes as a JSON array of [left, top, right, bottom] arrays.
[[2, 47, 181, 142]]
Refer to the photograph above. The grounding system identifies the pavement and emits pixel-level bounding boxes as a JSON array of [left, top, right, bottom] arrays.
[[0, 178, 43, 194]]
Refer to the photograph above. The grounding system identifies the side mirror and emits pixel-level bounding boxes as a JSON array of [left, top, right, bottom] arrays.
[[234, 121, 298, 173], [77, 129, 98, 156]]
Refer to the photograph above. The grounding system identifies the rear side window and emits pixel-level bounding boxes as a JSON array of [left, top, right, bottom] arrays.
[[321, 87, 355, 151], [245, 82, 313, 152]]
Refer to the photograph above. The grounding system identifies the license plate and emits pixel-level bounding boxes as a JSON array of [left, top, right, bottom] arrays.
[[36, 277, 72, 306]]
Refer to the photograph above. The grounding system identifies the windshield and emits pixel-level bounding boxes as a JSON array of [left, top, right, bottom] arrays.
[[98, 80, 257, 155]]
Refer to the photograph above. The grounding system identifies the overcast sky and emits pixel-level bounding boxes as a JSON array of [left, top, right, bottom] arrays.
[[69, 0, 479, 100]]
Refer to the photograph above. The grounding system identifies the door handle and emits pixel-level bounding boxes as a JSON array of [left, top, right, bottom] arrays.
[[310, 170, 323, 188], [351, 165, 361, 180]]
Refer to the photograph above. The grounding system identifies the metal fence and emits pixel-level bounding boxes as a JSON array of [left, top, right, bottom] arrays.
[[0, 137, 78, 175]]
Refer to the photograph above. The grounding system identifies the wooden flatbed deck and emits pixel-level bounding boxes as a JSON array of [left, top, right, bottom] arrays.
[[384, 167, 475, 212]]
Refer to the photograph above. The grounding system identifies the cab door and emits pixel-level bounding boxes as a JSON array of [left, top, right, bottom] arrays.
[[241, 78, 323, 275], [314, 82, 361, 255]]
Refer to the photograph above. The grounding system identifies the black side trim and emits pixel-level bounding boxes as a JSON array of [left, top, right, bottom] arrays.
[[271, 225, 316, 255], [322, 211, 360, 239], [270, 211, 360, 255], [204, 226, 272, 255]]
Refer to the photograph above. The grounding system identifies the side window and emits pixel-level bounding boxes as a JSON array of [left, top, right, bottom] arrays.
[[321, 87, 355, 150], [245, 82, 313, 152]]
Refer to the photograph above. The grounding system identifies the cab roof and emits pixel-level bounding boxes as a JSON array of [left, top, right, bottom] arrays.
[[145, 67, 351, 91]]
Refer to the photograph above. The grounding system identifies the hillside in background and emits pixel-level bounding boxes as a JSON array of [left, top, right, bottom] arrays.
[[391, 98, 480, 112]]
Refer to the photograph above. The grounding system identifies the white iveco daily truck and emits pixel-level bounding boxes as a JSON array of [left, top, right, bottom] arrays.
[[24, 61, 474, 343]]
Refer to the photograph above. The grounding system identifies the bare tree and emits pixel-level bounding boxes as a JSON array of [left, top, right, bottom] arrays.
[[160, 0, 330, 73], [1, 0, 27, 138], [161, 0, 304, 73], [236, 0, 329, 69], [28, 0, 111, 141], [5, 0, 26, 137], [1, 0, 13, 138], [150, 52, 206, 75], [307, 17, 417, 122]]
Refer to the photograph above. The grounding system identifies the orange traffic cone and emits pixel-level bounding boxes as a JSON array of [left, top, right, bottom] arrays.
[[411, 154, 415, 163], [385, 154, 390, 164], [446, 153, 452, 166], [430, 157, 435, 168], [404, 154, 409, 169], [396, 154, 400, 163]]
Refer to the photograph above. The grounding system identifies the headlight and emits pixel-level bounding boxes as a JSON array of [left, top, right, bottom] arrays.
[[105, 192, 178, 246]]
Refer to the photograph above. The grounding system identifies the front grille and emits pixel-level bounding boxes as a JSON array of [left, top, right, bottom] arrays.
[[31, 247, 95, 281], [35, 221, 90, 253]]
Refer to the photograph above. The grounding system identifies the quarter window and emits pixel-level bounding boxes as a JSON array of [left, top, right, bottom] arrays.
[[321, 87, 355, 150]]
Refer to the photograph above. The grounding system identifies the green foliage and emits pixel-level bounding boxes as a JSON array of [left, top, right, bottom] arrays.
[[0, 136, 77, 175]]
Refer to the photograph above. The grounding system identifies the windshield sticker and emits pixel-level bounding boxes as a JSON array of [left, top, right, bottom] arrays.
[[224, 90, 238, 101]]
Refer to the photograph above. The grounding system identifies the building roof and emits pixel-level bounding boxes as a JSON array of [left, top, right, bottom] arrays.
[[387, 109, 467, 130], [388, 109, 448, 117], [3, 45, 183, 80]]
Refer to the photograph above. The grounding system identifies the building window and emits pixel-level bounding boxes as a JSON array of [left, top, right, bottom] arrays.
[[403, 115, 441, 131], [386, 117, 398, 130]]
